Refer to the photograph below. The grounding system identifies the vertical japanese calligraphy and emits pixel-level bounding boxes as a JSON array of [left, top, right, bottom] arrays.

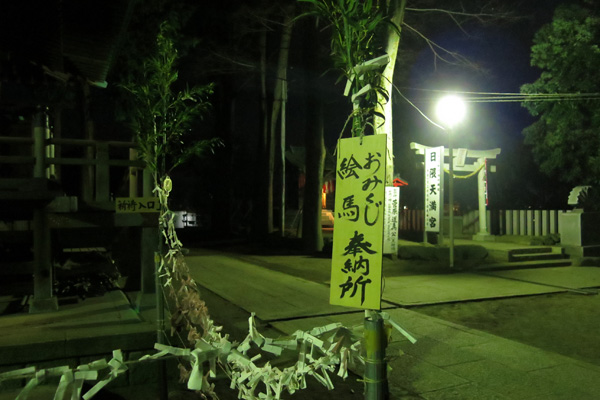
[[484, 158, 489, 206], [330, 135, 386, 310], [424, 146, 443, 232], [383, 187, 400, 254]]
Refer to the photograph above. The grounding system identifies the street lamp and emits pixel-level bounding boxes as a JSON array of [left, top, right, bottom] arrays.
[[436, 95, 466, 268]]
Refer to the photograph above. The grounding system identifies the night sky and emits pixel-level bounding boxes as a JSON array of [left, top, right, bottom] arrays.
[[388, 0, 571, 211], [178, 0, 576, 213], [0, 0, 576, 214]]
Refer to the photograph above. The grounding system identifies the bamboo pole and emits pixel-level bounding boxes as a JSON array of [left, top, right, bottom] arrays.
[[364, 312, 388, 400]]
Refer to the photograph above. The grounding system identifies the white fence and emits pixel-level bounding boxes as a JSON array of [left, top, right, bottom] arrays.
[[401, 209, 566, 236], [497, 209, 565, 236]]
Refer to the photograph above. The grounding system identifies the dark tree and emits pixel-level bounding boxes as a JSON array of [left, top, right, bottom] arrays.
[[521, 2, 600, 185]]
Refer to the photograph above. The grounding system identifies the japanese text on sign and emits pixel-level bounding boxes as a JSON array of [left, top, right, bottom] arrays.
[[383, 186, 400, 254], [115, 197, 160, 213], [330, 135, 386, 310], [484, 158, 489, 206], [425, 147, 443, 232]]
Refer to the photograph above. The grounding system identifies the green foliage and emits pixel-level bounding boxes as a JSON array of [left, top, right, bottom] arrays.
[[120, 21, 220, 180], [521, 3, 600, 185], [299, 0, 396, 137]]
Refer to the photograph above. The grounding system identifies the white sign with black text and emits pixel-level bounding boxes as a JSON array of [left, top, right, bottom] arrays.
[[425, 146, 443, 232], [383, 186, 400, 254]]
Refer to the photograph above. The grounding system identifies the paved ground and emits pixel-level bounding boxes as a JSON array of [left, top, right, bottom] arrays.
[[189, 252, 350, 320], [2, 236, 600, 399], [184, 245, 600, 400], [0, 291, 155, 364]]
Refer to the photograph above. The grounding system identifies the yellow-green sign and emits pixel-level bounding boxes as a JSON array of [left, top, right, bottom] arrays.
[[330, 135, 386, 310], [115, 197, 160, 213]]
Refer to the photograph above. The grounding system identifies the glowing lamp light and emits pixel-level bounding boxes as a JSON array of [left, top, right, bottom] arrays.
[[434, 93, 466, 269], [436, 95, 466, 129]]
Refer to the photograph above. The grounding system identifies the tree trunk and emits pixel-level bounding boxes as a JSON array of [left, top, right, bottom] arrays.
[[374, 0, 407, 184], [280, 78, 287, 237], [302, 98, 325, 252], [213, 80, 234, 236], [302, 18, 325, 253], [252, 28, 269, 237], [268, 8, 294, 234], [81, 82, 95, 202]]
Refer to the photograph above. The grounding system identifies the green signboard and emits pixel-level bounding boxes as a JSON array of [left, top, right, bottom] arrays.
[[330, 135, 386, 310]]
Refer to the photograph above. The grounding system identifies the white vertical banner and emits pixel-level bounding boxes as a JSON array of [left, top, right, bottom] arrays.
[[425, 146, 443, 232], [383, 186, 400, 254], [484, 158, 488, 206]]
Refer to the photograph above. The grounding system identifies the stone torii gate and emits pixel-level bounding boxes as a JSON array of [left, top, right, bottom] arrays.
[[410, 142, 501, 241]]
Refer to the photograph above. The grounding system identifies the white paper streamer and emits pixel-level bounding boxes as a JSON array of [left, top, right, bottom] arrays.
[[0, 367, 36, 380], [380, 312, 418, 344], [16, 370, 45, 400], [1, 305, 370, 400], [82, 350, 128, 400], [187, 349, 204, 391], [54, 370, 73, 400]]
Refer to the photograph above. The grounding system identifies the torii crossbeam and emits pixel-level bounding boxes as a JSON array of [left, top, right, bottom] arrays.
[[410, 142, 501, 241]]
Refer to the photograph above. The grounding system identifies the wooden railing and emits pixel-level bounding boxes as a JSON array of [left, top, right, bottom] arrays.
[[399, 209, 424, 231], [0, 135, 143, 203]]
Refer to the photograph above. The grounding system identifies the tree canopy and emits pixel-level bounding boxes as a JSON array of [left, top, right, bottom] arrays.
[[119, 21, 218, 180], [521, 2, 600, 185]]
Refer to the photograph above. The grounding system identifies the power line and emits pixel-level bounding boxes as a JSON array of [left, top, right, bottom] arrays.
[[393, 85, 600, 130], [465, 97, 600, 103], [398, 87, 600, 103]]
